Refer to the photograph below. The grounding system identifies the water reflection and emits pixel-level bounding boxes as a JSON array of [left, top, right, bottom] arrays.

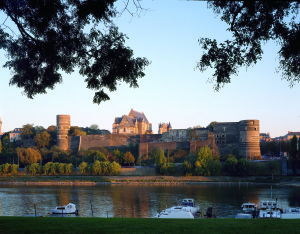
[[0, 183, 299, 218]]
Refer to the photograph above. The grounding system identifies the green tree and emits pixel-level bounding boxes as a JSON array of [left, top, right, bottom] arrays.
[[210, 160, 222, 176], [34, 126, 46, 135], [20, 124, 34, 140], [155, 149, 167, 165], [68, 126, 84, 136], [123, 152, 135, 166], [79, 162, 88, 174], [0, 1, 149, 104], [109, 161, 121, 175], [181, 161, 193, 176], [236, 158, 249, 177], [224, 158, 238, 176], [18, 148, 41, 165], [289, 135, 298, 160], [194, 146, 213, 176], [35, 131, 51, 149], [113, 149, 123, 164], [198, 2, 300, 90]]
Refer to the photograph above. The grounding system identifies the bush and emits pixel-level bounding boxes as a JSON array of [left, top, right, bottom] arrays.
[[92, 160, 102, 175], [43, 162, 52, 175], [58, 163, 66, 174], [210, 160, 222, 176], [65, 163, 73, 174], [100, 161, 110, 175], [79, 162, 88, 173], [109, 162, 121, 175], [181, 161, 193, 176], [29, 163, 42, 175], [236, 158, 249, 177], [10, 164, 19, 174], [2, 163, 10, 174], [160, 163, 176, 175], [224, 158, 238, 176]]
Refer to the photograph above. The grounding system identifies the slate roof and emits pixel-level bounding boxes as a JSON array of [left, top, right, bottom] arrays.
[[114, 117, 123, 124], [129, 109, 149, 124]]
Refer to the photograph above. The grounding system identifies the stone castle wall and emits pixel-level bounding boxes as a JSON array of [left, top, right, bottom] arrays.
[[62, 116, 261, 158]]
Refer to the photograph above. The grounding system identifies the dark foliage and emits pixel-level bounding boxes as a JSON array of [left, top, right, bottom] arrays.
[[198, 1, 300, 90], [0, 0, 149, 104]]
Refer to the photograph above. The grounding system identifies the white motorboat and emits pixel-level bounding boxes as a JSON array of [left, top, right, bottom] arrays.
[[155, 198, 199, 219], [258, 200, 283, 219], [281, 207, 300, 219], [235, 202, 257, 218], [51, 203, 78, 214]]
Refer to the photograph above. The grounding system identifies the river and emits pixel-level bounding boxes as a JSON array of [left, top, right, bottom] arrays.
[[0, 183, 300, 218]]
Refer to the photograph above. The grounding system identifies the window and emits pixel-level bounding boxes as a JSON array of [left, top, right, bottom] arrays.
[[221, 140, 226, 144], [216, 141, 219, 144], [216, 135, 220, 138], [221, 134, 225, 138], [254, 128, 257, 131]]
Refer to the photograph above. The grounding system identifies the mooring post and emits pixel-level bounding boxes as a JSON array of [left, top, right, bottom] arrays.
[[34, 204, 36, 217], [90, 200, 93, 217]]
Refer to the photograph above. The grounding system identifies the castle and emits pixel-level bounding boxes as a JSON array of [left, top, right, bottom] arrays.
[[57, 111, 261, 159], [112, 109, 153, 135]]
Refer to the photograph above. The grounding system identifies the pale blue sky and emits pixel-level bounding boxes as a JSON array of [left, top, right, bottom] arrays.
[[0, 0, 299, 138]]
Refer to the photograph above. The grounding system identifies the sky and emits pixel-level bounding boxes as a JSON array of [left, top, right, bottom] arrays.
[[0, 0, 299, 138]]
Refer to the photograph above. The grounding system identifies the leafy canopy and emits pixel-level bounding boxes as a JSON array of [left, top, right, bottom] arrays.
[[198, 1, 300, 90], [0, 0, 149, 104]]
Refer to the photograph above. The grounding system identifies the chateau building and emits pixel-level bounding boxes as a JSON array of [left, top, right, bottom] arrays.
[[158, 122, 172, 134], [112, 109, 153, 135]]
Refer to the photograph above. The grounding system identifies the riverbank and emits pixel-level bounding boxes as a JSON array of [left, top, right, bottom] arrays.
[[1, 217, 300, 234], [0, 175, 299, 186]]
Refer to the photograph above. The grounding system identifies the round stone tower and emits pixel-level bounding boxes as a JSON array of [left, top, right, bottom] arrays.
[[56, 115, 70, 150], [239, 120, 261, 159]]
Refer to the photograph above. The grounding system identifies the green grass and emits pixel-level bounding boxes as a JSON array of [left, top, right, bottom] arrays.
[[1, 217, 300, 234]]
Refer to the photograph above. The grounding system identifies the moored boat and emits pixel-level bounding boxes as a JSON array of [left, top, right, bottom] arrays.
[[281, 207, 300, 219], [51, 203, 78, 215], [258, 200, 283, 219], [155, 198, 199, 219], [235, 202, 257, 218]]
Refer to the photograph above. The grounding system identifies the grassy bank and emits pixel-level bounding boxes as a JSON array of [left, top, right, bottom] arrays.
[[0, 175, 299, 185], [1, 217, 300, 234]]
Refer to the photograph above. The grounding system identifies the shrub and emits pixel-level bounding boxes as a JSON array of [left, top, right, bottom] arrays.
[[109, 162, 121, 175], [2, 163, 10, 174], [92, 160, 102, 175], [181, 161, 193, 176], [79, 162, 88, 173], [10, 164, 19, 174], [43, 162, 52, 175], [224, 158, 238, 176], [160, 163, 176, 175], [100, 161, 110, 175], [58, 163, 66, 174], [29, 163, 42, 175], [210, 160, 222, 176], [236, 158, 249, 177], [65, 163, 73, 174]]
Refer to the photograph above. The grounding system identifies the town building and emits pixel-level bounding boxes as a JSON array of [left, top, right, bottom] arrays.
[[9, 128, 22, 142], [283, 131, 300, 141]]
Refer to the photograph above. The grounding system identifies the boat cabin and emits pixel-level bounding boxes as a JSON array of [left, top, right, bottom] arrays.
[[182, 199, 195, 207], [241, 202, 257, 211]]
